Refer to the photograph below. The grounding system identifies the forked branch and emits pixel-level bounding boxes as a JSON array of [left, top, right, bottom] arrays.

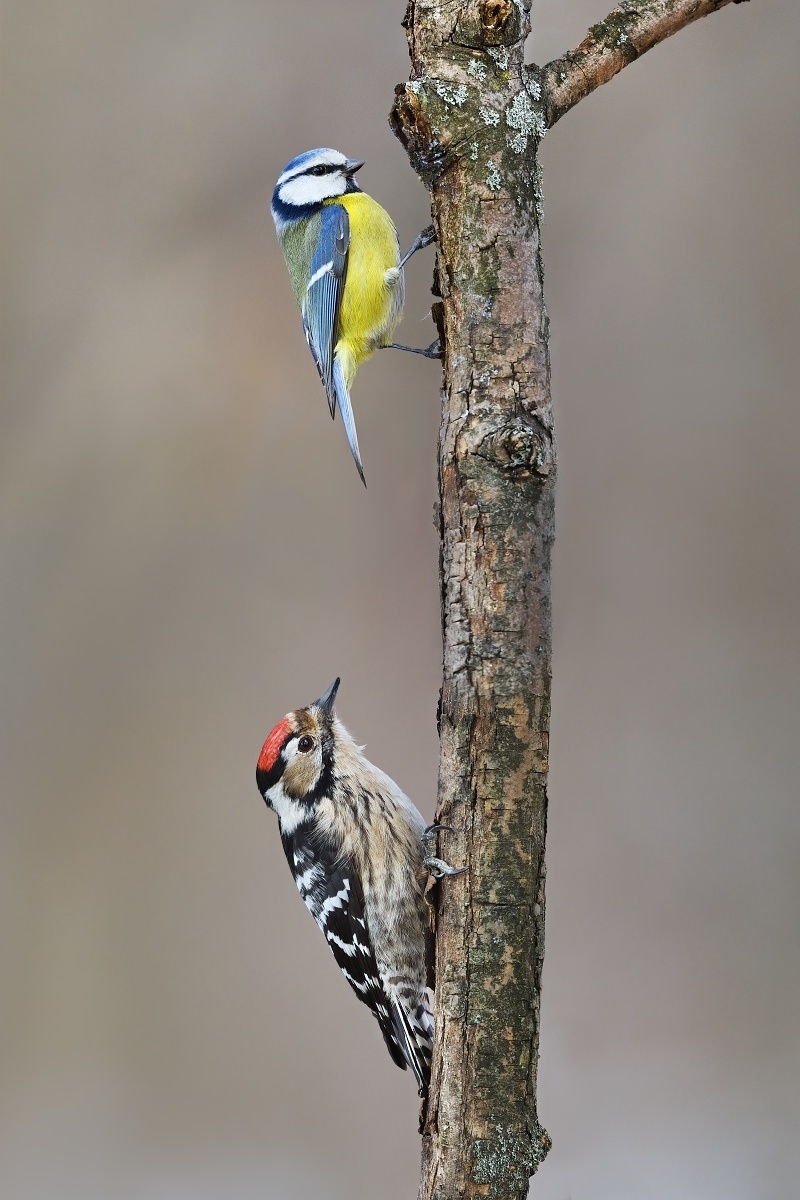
[[541, 0, 751, 128]]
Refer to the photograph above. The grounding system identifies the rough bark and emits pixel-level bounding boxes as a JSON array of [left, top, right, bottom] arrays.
[[392, 6, 552, 1196], [389, 2, 749, 1197]]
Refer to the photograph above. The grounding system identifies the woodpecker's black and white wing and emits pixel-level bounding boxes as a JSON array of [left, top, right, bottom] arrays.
[[286, 831, 430, 1084], [387, 980, 433, 1094], [301, 204, 349, 418]]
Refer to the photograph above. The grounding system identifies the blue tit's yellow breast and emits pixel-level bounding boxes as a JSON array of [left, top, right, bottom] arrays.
[[324, 193, 402, 370]]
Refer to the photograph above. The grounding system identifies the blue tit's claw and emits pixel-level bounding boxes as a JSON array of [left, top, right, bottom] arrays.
[[399, 225, 436, 268], [383, 340, 442, 360]]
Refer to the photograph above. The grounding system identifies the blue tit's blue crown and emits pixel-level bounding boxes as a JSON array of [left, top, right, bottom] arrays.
[[279, 148, 340, 179]]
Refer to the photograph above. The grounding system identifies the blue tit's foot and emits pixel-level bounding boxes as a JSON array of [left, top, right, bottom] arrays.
[[383, 339, 442, 360], [399, 225, 436, 268], [422, 824, 466, 880]]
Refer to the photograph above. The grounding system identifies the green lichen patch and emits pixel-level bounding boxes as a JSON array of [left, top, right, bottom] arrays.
[[472, 1121, 541, 1190], [525, 69, 542, 102], [487, 45, 510, 69], [461, 234, 502, 299], [433, 79, 469, 106], [467, 57, 488, 81], [505, 89, 546, 153], [587, 1, 649, 57]]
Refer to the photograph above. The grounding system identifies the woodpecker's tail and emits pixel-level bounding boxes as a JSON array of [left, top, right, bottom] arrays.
[[390, 993, 434, 1095], [332, 355, 365, 486]]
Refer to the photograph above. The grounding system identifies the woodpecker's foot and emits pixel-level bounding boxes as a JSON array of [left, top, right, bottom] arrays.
[[383, 339, 442, 360], [399, 224, 436, 268], [422, 823, 452, 858], [422, 824, 465, 880], [424, 855, 467, 880]]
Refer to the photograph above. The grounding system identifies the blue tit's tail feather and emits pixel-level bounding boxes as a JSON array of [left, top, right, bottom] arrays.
[[333, 355, 365, 486]]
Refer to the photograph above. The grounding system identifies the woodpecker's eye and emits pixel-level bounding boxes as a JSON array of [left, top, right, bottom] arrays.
[[297, 735, 315, 753]]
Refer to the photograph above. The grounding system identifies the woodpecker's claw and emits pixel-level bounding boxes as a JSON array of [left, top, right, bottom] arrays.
[[422, 823, 452, 856], [399, 224, 436, 268], [422, 824, 465, 879], [423, 855, 467, 880]]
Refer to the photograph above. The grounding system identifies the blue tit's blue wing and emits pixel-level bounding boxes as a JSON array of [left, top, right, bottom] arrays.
[[301, 204, 349, 418]]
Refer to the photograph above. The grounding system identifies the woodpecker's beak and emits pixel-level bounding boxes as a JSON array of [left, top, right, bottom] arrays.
[[315, 677, 340, 718]]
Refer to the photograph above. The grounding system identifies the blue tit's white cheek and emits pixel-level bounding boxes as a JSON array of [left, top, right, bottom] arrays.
[[278, 172, 346, 208]]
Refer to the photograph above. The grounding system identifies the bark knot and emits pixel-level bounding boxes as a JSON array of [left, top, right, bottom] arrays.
[[482, 0, 514, 32], [453, 0, 525, 50], [390, 82, 452, 181], [476, 419, 553, 478]]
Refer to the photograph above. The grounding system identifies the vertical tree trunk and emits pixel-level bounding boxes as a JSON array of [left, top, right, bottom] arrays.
[[391, 1, 748, 1196], [392, 4, 553, 1196]]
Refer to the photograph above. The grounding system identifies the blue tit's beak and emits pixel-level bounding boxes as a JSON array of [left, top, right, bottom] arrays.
[[315, 678, 340, 718], [344, 159, 364, 193]]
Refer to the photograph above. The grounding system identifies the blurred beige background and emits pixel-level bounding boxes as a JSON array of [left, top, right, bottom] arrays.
[[2, 1, 798, 1197]]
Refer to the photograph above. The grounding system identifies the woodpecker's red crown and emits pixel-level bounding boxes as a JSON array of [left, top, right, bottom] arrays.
[[257, 716, 293, 776]]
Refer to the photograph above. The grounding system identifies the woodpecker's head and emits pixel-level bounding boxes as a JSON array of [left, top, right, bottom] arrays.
[[256, 678, 340, 823]]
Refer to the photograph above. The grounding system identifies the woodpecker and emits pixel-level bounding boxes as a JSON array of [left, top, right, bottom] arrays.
[[255, 678, 462, 1092]]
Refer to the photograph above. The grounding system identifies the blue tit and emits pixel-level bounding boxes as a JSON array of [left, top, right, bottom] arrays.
[[271, 148, 436, 484]]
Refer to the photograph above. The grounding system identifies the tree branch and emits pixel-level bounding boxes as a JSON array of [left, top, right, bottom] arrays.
[[392, 5, 553, 1197], [541, 0, 750, 128], [390, 1, 752, 1196]]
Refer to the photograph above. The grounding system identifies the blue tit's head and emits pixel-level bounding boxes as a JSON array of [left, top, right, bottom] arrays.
[[271, 148, 364, 234]]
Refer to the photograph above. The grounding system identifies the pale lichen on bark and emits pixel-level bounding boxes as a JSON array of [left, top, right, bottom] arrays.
[[391, 1, 751, 1197]]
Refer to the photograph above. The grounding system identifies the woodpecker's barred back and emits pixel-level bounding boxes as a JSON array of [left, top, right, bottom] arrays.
[[256, 679, 434, 1091]]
